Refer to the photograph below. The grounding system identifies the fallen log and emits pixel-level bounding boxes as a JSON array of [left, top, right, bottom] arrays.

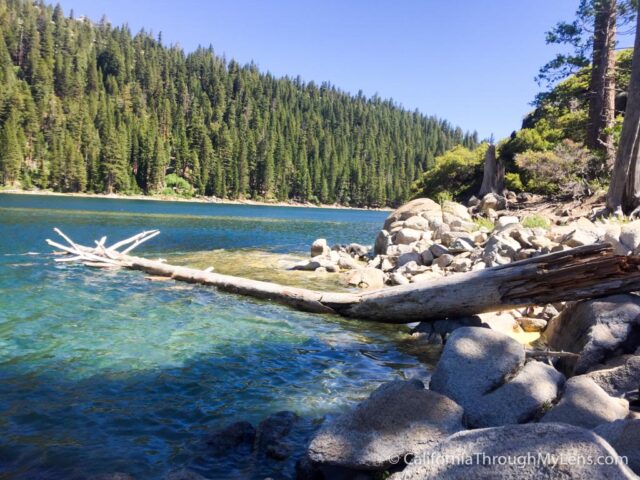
[[45, 230, 640, 323]]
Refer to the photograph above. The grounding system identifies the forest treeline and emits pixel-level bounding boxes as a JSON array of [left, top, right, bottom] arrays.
[[0, 0, 477, 207]]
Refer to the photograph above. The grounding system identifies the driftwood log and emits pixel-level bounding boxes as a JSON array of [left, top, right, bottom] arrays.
[[46, 229, 640, 323]]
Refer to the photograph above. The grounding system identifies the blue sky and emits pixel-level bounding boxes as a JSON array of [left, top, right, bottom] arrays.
[[57, 0, 631, 140]]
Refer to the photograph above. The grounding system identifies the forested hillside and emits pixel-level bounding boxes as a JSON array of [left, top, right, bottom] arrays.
[[0, 0, 477, 206]]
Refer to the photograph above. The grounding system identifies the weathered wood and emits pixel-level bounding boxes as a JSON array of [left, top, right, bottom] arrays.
[[525, 350, 580, 360], [478, 144, 504, 197], [45, 229, 640, 323]]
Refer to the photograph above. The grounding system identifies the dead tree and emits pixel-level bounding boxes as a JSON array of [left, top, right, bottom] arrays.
[[47, 230, 640, 324], [479, 144, 504, 197]]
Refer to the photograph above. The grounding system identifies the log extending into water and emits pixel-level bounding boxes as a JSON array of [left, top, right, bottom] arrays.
[[46, 230, 640, 323]]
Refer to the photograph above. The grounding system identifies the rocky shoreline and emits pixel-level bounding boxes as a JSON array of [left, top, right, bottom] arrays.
[[97, 193, 640, 479]]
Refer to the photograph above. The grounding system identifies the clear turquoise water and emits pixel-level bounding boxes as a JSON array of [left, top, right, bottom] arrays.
[[0, 194, 430, 480]]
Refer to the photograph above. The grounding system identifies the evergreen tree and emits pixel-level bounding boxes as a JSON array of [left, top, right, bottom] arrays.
[[0, 0, 476, 206]]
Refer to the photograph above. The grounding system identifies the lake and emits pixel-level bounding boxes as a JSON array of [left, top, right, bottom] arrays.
[[0, 194, 431, 479]]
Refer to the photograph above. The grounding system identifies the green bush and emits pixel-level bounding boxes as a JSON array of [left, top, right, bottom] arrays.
[[515, 139, 596, 197], [505, 172, 524, 192], [412, 144, 488, 202], [163, 173, 195, 198]]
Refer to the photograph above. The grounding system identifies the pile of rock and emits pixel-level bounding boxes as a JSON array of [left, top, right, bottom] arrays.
[[300, 316, 640, 479], [294, 194, 640, 297], [367, 194, 640, 288]]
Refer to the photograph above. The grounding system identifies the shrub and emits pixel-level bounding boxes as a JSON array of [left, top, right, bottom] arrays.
[[514, 139, 597, 197], [505, 172, 524, 192], [412, 144, 488, 202], [521, 215, 551, 230], [163, 173, 195, 198]]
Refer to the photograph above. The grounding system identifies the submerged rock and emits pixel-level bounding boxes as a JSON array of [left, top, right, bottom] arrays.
[[307, 379, 464, 470], [206, 420, 256, 454], [256, 410, 299, 460], [164, 469, 208, 480], [390, 423, 636, 479], [345, 267, 385, 289]]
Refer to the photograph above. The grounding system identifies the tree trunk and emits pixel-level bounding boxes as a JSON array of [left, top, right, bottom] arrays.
[[46, 230, 640, 324], [478, 144, 504, 197], [607, 5, 640, 213], [587, 0, 617, 166]]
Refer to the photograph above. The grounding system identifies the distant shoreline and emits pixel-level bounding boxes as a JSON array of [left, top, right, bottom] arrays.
[[0, 188, 393, 212]]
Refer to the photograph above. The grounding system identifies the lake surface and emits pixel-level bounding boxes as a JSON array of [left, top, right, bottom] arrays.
[[0, 194, 431, 479]]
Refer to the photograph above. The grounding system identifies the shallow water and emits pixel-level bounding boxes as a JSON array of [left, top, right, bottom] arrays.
[[0, 194, 432, 479]]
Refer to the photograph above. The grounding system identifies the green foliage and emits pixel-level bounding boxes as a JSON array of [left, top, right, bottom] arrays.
[[473, 217, 495, 232], [515, 139, 597, 196], [163, 173, 195, 198], [0, 0, 477, 206], [411, 144, 488, 202], [521, 215, 551, 230], [504, 172, 524, 192]]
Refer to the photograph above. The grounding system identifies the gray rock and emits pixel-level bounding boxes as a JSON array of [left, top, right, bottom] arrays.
[[347, 243, 370, 259], [466, 360, 564, 427], [541, 376, 629, 429], [496, 215, 519, 229], [594, 419, 640, 475], [420, 248, 434, 265], [337, 252, 360, 270], [403, 215, 430, 231], [480, 193, 506, 212], [430, 327, 564, 427], [307, 380, 464, 470], [449, 237, 475, 253], [434, 253, 454, 268], [206, 420, 256, 454], [311, 238, 329, 257], [395, 228, 423, 245], [390, 423, 636, 480], [518, 317, 548, 332], [389, 272, 410, 286], [430, 244, 450, 258], [587, 355, 640, 398], [397, 251, 422, 268], [412, 316, 486, 344], [442, 200, 472, 222], [345, 268, 385, 289], [562, 229, 598, 248], [482, 234, 522, 265], [374, 230, 390, 255], [383, 198, 442, 231], [386, 244, 413, 258], [256, 410, 299, 460], [430, 327, 524, 404], [450, 256, 472, 272], [620, 221, 640, 255], [543, 294, 640, 375], [291, 257, 338, 272]]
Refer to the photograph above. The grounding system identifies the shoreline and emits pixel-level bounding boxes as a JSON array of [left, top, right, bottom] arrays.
[[0, 188, 393, 212]]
